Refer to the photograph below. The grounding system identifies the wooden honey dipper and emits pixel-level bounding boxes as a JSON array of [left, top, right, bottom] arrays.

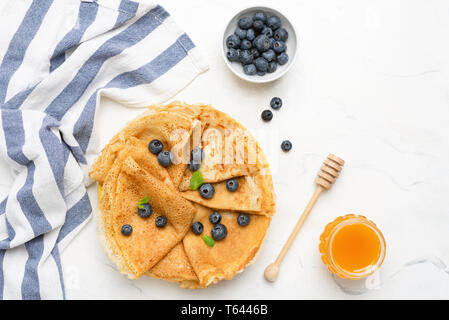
[[264, 154, 345, 282]]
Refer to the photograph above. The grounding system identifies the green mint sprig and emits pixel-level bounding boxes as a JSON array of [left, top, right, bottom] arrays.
[[190, 170, 203, 190], [138, 196, 149, 209], [202, 235, 215, 247]]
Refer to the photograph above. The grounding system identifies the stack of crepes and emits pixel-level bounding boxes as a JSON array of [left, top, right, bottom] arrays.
[[89, 102, 275, 288]]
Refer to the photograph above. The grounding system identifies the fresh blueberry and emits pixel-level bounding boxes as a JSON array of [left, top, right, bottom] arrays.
[[240, 39, 252, 50], [267, 15, 281, 30], [272, 40, 286, 53], [281, 140, 292, 152], [226, 34, 240, 49], [277, 52, 289, 65], [238, 16, 253, 29], [257, 70, 266, 76], [211, 223, 227, 241], [254, 35, 271, 52], [250, 48, 260, 58], [252, 20, 264, 33], [234, 27, 247, 39], [262, 49, 276, 62], [246, 29, 256, 41], [261, 109, 273, 121], [188, 159, 200, 172], [270, 97, 283, 110], [254, 57, 268, 72], [121, 224, 132, 236], [226, 178, 239, 192], [209, 211, 222, 224], [237, 213, 250, 227], [226, 48, 240, 62], [274, 27, 288, 41], [157, 151, 172, 167], [261, 26, 273, 38], [191, 221, 204, 235], [243, 64, 257, 75], [199, 183, 215, 199], [148, 139, 163, 154], [267, 61, 278, 73], [253, 11, 267, 23], [239, 50, 253, 65], [138, 203, 152, 218], [155, 216, 167, 228]]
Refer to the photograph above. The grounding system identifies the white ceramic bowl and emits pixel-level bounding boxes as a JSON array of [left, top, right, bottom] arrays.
[[222, 6, 298, 83]]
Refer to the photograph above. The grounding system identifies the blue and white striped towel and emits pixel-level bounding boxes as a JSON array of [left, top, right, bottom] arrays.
[[0, 0, 208, 299]]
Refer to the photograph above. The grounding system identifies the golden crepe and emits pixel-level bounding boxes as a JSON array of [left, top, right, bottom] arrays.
[[90, 102, 276, 288]]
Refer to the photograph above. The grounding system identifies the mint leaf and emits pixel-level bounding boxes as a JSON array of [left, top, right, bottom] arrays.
[[202, 235, 215, 247], [190, 170, 203, 190], [138, 196, 149, 209]]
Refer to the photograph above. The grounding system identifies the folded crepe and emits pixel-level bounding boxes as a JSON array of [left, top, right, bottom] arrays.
[[182, 204, 271, 288], [180, 175, 275, 216], [177, 105, 265, 191], [90, 107, 196, 187], [98, 154, 195, 279]]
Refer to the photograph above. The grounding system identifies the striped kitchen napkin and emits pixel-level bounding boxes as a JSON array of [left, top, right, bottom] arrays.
[[0, 0, 208, 299]]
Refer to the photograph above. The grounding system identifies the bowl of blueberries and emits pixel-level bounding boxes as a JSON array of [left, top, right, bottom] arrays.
[[222, 6, 297, 83]]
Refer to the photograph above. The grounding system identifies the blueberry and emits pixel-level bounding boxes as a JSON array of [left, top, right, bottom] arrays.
[[240, 39, 252, 50], [262, 49, 276, 62], [226, 178, 239, 192], [157, 150, 172, 167], [246, 29, 256, 41], [237, 213, 250, 227], [239, 50, 253, 65], [267, 15, 281, 30], [238, 16, 253, 29], [191, 221, 204, 235], [257, 71, 266, 76], [252, 20, 264, 33], [226, 34, 240, 49], [261, 26, 273, 38], [250, 48, 260, 58], [243, 64, 257, 75], [234, 27, 246, 39], [226, 48, 240, 62], [199, 183, 215, 199], [211, 223, 227, 241], [138, 203, 152, 218], [149, 139, 163, 154], [272, 40, 286, 53], [253, 12, 267, 23], [274, 27, 288, 41], [121, 224, 132, 236], [254, 35, 271, 52], [261, 109, 273, 121], [267, 61, 278, 73], [277, 52, 289, 65], [254, 57, 268, 72], [281, 140, 292, 152], [188, 159, 200, 172], [155, 216, 167, 228], [270, 97, 282, 110], [209, 211, 222, 224]]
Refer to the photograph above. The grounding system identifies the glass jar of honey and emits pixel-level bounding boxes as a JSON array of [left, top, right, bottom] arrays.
[[319, 214, 386, 280]]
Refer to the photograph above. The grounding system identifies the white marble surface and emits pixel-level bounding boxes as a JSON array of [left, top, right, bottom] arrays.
[[61, 0, 449, 299]]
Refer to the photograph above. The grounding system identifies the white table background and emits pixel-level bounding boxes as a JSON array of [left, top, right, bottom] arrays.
[[60, 0, 449, 299]]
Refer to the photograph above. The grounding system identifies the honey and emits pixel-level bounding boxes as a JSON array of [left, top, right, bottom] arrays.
[[319, 214, 386, 279]]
